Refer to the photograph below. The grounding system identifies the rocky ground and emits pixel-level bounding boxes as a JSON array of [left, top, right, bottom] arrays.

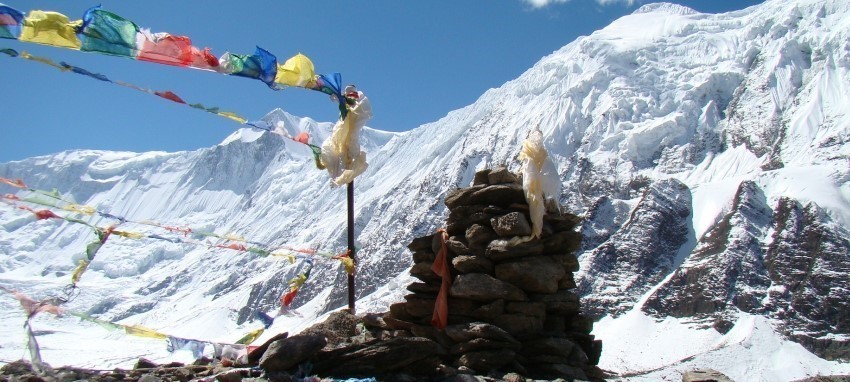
[[0, 357, 586, 382]]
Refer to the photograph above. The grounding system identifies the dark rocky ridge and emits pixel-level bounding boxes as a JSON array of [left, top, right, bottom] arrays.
[[638, 181, 850, 360]]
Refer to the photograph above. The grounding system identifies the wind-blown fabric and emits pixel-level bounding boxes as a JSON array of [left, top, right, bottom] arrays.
[[0, 4, 24, 39], [511, 127, 561, 244], [1, 287, 65, 318], [1, 287, 65, 373], [320, 93, 373, 186], [219, 46, 277, 86], [19, 10, 82, 49], [137, 30, 193, 67], [79, 6, 139, 57], [275, 53, 315, 87], [167, 336, 207, 358], [431, 229, 451, 329]]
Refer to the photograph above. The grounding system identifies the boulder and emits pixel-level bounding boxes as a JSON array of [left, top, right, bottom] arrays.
[[487, 167, 518, 185], [452, 255, 494, 274], [491, 212, 533, 237], [311, 337, 443, 377], [485, 239, 544, 261], [451, 273, 527, 302], [444, 322, 521, 345], [495, 256, 565, 294], [258, 334, 327, 372]]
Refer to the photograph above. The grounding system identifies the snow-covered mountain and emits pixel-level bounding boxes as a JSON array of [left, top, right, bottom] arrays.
[[2, 0, 850, 380]]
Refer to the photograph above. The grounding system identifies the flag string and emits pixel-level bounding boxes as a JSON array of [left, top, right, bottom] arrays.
[[1, 48, 325, 169]]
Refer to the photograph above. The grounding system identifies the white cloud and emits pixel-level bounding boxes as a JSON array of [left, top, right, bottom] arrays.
[[522, 0, 638, 8], [596, 0, 639, 5], [523, 0, 569, 9]]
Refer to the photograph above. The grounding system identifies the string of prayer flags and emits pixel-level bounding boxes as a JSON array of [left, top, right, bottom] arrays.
[[1, 48, 328, 163], [0, 178, 335, 258], [1, 195, 354, 305], [1, 4, 347, 112], [68, 311, 252, 359], [2, 191, 348, 268], [1, 48, 250, 124]]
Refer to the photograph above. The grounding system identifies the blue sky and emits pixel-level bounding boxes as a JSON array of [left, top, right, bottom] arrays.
[[0, 0, 764, 162]]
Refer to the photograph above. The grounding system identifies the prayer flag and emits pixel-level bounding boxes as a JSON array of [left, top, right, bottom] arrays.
[[431, 229, 451, 329], [0, 4, 24, 39], [154, 90, 186, 104], [20, 10, 82, 49], [137, 31, 193, 67], [124, 324, 168, 339], [274, 53, 315, 88], [220, 46, 277, 86], [235, 328, 264, 345], [60, 62, 111, 82], [79, 6, 139, 57]]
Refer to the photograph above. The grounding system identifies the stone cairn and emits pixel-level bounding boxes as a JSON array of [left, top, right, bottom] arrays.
[[387, 167, 602, 380], [252, 167, 603, 381]]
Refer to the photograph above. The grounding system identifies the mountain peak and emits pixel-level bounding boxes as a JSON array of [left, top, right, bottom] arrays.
[[632, 2, 698, 16]]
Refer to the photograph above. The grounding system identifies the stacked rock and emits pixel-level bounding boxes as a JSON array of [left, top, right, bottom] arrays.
[[387, 167, 603, 380]]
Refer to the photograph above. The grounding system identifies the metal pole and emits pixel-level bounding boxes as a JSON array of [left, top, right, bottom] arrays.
[[347, 180, 356, 312]]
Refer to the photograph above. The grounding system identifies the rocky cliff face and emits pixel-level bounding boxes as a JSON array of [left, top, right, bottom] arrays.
[[578, 178, 692, 318], [763, 198, 850, 360], [639, 180, 850, 360]]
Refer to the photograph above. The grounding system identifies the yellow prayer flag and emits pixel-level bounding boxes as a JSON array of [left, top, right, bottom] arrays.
[[274, 53, 315, 87], [71, 259, 89, 284], [20, 10, 83, 50], [124, 324, 168, 339], [113, 230, 145, 240], [20, 51, 65, 70], [338, 257, 355, 275], [63, 204, 95, 215], [223, 233, 245, 242], [217, 112, 247, 124], [288, 273, 307, 289], [235, 328, 264, 345]]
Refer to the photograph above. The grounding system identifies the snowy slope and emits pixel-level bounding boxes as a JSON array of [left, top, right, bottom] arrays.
[[3, 0, 850, 380]]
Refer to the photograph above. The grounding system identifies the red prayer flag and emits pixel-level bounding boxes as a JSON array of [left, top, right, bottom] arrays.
[[34, 209, 59, 220], [294, 132, 310, 144], [281, 289, 298, 306], [155, 90, 186, 104], [138, 34, 193, 67], [431, 229, 451, 329], [0, 177, 26, 189], [217, 242, 246, 251]]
